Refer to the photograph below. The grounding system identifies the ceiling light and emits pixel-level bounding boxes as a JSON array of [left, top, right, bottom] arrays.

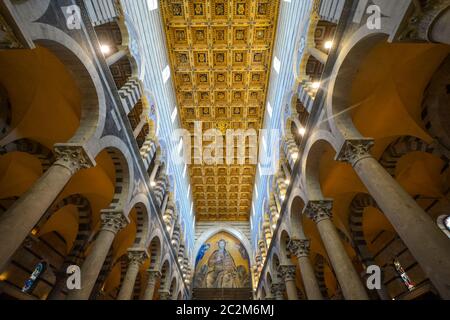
[[285, 179, 290, 185], [291, 152, 299, 160], [100, 44, 111, 55], [150, 180, 156, 187], [324, 41, 333, 50]]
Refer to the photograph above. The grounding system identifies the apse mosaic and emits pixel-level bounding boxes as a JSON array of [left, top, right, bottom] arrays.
[[194, 232, 250, 289]]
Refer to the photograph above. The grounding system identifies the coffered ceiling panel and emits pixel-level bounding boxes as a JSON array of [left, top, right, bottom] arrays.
[[160, 0, 280, 221]]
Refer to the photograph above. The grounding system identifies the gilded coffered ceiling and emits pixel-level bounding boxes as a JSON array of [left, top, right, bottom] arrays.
[[160, 0, 280, 221]]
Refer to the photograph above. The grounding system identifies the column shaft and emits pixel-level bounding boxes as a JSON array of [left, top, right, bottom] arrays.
[[271, 283, 284, 300], [143, 282, 156, 300], [117, 250, 148, 300], [353, 155, 450, 299], [316, 217, 369, 300], [285, 279, 298, 300], [66, 229, 116, 300], [288, 239, 323, 300], [149, 163, 160, 183], [47, 270, 68, 300], [117, 263, 140, 300], [297, 256, 323, 300]]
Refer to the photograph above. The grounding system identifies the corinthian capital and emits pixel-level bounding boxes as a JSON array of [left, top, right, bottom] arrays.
[[100, 210, 129, 234], [335, 139, 374, 167], [278, 265, 297, 282], [304, 200, 333, 223], [147, 269, 162, 283], [287, 239, 310, 258], [127, 249, 149, 266], [54, 144, 95, 174]]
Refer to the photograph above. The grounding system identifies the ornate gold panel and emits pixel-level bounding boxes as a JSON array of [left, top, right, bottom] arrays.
[[160, 0, 280, 221]]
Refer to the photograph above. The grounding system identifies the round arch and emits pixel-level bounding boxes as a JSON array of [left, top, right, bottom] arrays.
[[301, 130, 339, 200]]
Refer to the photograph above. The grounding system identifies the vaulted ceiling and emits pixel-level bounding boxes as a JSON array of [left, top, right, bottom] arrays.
[[161, 0, 280, 221]]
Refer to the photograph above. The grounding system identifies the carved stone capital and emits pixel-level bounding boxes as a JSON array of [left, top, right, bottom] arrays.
[[287, 239, 310, 258], [304, 200, 333, 223], [335, 139, 374, 167], [54, 144, 95, 174], [278, 265, 297, 282], [127, 249, 148, 266], [100, 211, 129, 234], [270, 282, 285, 298]]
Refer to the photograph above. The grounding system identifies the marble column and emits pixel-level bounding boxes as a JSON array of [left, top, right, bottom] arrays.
[[305, 200, 369, 300], [278, 265, 299, 300], [336, 139, 450, 299], [117, 249, 148, 300], [288, 239, 323, 300], [47, 268, 69, 300], [0, 145, 94, 272], [270, 282, 285, 300], [66, 211, 128, 300], [142, 270, 161, 300], [47, 259, 83, 300]]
